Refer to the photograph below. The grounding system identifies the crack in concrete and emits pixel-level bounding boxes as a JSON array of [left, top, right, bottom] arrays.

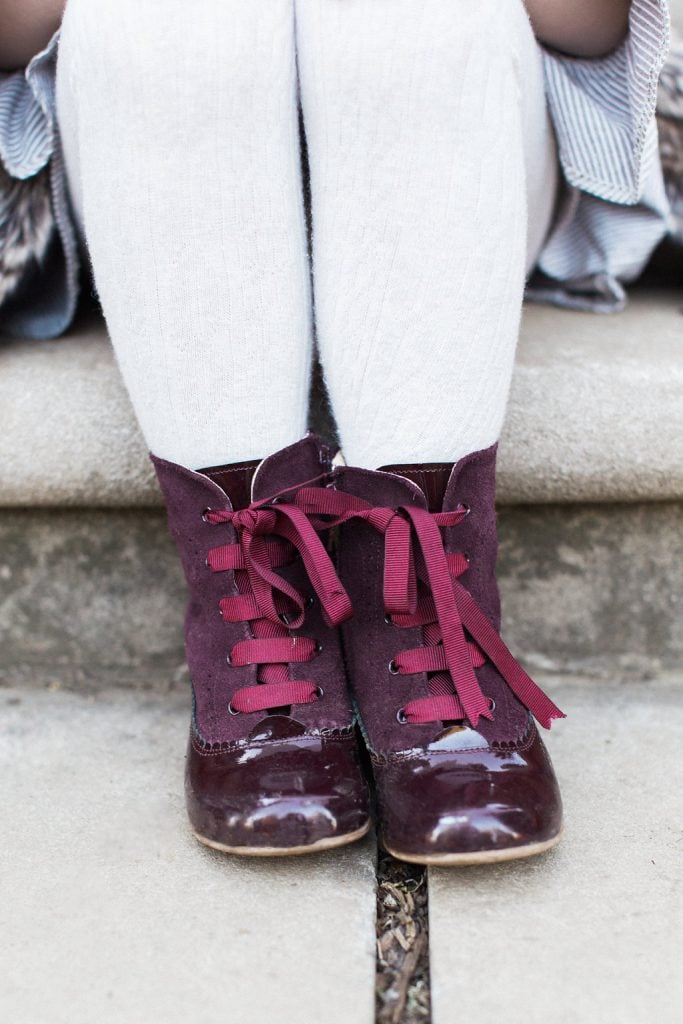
[[375, 851, 431, 1024]]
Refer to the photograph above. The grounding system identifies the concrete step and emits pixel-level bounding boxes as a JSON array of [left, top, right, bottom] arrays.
[[429, 677, 683, 1024], [1, 678, 679, 1024], [2, 501, 681, 691], [0, 686, 377, 1024], [1, 288, 682, 507]]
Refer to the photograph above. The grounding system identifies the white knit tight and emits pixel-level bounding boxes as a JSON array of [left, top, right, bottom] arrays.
[[57, 0, 313, 469], [56, 0, 557, 470]]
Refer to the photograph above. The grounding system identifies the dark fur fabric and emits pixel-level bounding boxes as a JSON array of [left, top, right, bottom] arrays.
[[0, 161, 55, 306], [657, 34, 683, 246]]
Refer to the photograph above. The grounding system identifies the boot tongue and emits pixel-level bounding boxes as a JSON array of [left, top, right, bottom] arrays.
[[251, 435, 328, 502], [379, 463, 454, 512], [198, 436, 328, 509], [199, 460, 259, 510]]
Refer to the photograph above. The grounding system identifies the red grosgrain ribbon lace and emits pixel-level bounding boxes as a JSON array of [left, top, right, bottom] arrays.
[[205, 491, 353, 715], [295, 487, 565, 730]]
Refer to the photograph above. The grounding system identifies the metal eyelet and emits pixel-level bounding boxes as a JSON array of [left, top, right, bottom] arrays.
[[315, 641, 323, 655], [460, 502, 471, 517], [305, 595, 315, 609], [396, 708, 408, 724], [314, 686, 324, 699], [226, 654, 233, 666], [201, 508, 214, 523], [228, 701, 241, 716], [488, 698, 496, 712], [388, 660, 400, 675], [463, 552, 471, 566], [384, 613, 393, 625]]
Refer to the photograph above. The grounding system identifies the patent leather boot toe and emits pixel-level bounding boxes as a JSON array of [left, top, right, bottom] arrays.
[[154, 435, 371, 856], [326, 444, 564, 865], [374, 720, 562, 864]]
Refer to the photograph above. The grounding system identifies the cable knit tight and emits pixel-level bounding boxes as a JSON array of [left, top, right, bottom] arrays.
[[57, 0, 312, 468], [56, 0, 557, 470], [296, 0, 557, 467]]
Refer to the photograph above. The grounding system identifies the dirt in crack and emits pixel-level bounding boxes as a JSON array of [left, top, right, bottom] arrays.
[[375, 851, 431, 1024]]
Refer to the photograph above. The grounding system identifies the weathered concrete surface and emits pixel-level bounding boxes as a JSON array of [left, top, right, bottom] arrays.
[[0, 316, 157, 507], [429, 678, 683, 1024], [1, 289, 682, 507], [497, 289, 683, 504], [0, 687, 377, 1024], [0, 509, 187, 690], [497, 501, 683, 677], [1, 502, 681, 691]]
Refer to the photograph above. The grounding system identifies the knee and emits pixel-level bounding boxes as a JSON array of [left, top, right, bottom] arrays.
[[59, 0, 164, 85], [344, 0, 535, 76], [61, 0, 138, 46], [490, 0, 538, 62], [433, 0, 536, 61], [60, 0, 291, 99]]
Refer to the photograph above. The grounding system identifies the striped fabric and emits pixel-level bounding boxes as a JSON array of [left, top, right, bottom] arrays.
[[528, 0, 672, 312], [0, 71, 53, 178], [0, 2, 673, 338], [543, 0, 668, 203]]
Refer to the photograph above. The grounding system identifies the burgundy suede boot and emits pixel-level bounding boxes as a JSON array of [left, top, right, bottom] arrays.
[[324, 444, 563, 865], [153, 435, 371, 856]]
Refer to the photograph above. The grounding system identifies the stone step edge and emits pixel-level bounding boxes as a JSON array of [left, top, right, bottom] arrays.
[[1, 288, 682, 507], [3, 502, 681, 685]]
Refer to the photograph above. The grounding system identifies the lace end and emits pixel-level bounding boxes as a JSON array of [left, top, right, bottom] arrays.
[[536, 704, 567, 730]]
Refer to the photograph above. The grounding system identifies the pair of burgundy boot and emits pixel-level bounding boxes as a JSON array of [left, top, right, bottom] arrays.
[[154, 434, 563, 865]]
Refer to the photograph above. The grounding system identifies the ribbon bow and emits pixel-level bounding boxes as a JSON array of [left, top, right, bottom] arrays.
[[295, 487, 564, 729], [206, 499, 353, 631]]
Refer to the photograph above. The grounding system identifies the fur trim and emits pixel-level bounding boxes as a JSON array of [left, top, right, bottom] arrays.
[[657, 33, 683, 246], [0, 161, 55, 306]]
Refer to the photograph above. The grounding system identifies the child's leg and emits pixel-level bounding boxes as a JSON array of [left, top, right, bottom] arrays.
[[296, 1, 564, 865], [56, 0, 312, 468], [295, 0, 557, 468], [56, 1, 372, 858]]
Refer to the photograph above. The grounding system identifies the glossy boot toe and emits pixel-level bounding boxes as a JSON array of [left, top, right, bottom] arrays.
[[187, 724, 371, 855], [376, 726, 562, 865]]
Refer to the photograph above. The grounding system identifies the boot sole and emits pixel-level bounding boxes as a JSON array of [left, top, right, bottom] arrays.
[[384, 829, 562, 866], [192, 819, 371, 857]]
